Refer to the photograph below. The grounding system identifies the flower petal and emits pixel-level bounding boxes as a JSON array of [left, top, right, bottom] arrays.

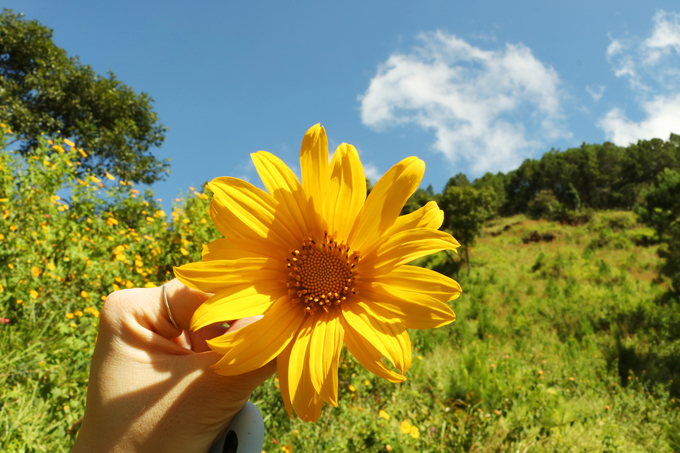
[[308, 308, 344, 406], [288, 314, 325, 422], [173, 258, 285, 294], [208, 177, 300, 249], [388, 201, 444, 234], [361, 229, 460, 275], [342, 300, 411, 375], [324, 143, 366, 241], [356, 282, 456, 329], [277, 341, 295, 419], [209, 297, 304, 375], [190, 281, 288, 330], [300, 124, 329, 231], [201, 237, 289, 262], [251, 151, 312, 240], [374, 264, 462, 303], [340, 315, 406, 383], [348, 157, 424, 250]]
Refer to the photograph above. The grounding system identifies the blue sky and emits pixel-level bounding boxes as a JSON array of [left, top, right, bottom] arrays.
[[6, 1, 680, 209]]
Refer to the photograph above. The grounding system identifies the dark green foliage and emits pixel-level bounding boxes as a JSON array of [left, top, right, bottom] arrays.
[[472, 171, 507, 208], [637, 168, 680, 295], [443, 172, 470, 190], [401, 187, 436, 215], [0, 9, 168, 184], [440, 185, 499, 275], [502, 137, 680, 216]]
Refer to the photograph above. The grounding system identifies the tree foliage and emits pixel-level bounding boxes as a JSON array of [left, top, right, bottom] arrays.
[[0, 9, 168, 184], [440, 185, 499, 275], [637, 168, 680, 296]]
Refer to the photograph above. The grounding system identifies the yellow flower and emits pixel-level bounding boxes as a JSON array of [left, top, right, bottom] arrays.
[[174, 124, 461, 422], [80, 290, 89, 298], [410, 426, 420, 439], [105, 172, 116, 181], [66, 313, 74, 319], [349, 385, 356, 392], [400, 420, 412, 434], [180, 247, 189, 256], [30, 290, 39, 299], [379, 410, 390, 420], [31, 266, 41, 277]]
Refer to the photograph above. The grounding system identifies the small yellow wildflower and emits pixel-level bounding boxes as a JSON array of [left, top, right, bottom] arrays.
[[66, 313, 75, 319], [112, 283, 120, 291], [349, 385, 356, 392], [90, 175, 101, 183], [379, 410, 390, 420], [410, 426, 420, 439], [80, 290, 89, 298], [75, 310, 83, 317], [31, 266, 41, 277], [79, 148, 87, 158], [0, 234, 5, 240], [0, 284, 4, 292], [9, 225, 17, 231], [400, 420, 412, 434], [30, 290, 39, 299], [8, 263, 14, 269], [180, 247, 189, 256], [106, 172, 115, 181], [70, 323, 77, 328], [16, 299, 23, 305], [144, 282, 156, 288]]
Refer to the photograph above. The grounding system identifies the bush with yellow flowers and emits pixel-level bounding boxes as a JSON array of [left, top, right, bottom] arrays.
[[0, 123, 219, 450]]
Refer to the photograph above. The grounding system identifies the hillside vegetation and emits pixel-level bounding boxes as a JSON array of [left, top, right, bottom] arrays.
[[1, 126, 679, 452]]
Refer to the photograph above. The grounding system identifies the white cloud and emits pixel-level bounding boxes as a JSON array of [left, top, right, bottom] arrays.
[[586, 85, 606, 102], [359, 31, 567, 174], [599, 94, 680, 145], [643, 10, 680, 64], [601, 10, 680, 143], [362, 162, 382, 183], [607, 38, 623, 57]]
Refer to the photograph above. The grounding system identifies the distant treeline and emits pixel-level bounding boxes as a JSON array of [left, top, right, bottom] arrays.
[[405, 133, 680, 219]]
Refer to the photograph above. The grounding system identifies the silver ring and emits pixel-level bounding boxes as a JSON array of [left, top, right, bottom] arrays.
[[162, 283, 180, 330]]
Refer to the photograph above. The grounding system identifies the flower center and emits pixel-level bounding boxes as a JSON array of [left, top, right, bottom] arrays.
[[286, 233, 359, 314]]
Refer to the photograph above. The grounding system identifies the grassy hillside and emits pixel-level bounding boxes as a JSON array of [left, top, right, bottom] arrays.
[[1, 131, 678, 452], [251, 212, 680, 452]]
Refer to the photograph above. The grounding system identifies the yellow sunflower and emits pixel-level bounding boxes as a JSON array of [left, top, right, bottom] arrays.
[[175, 124, 461, 422]]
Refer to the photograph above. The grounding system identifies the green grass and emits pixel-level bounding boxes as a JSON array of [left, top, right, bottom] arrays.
[[249, 212, 680, 452]]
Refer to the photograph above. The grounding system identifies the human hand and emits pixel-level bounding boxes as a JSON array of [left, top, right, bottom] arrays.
[[71, 279, 276, 453]]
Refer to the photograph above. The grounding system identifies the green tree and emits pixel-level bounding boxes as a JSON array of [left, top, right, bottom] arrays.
[[401, 186, 437, 215], [0, 9, 168, 184], [440, 185, 498, 276], [636, 168, 680, 295]]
